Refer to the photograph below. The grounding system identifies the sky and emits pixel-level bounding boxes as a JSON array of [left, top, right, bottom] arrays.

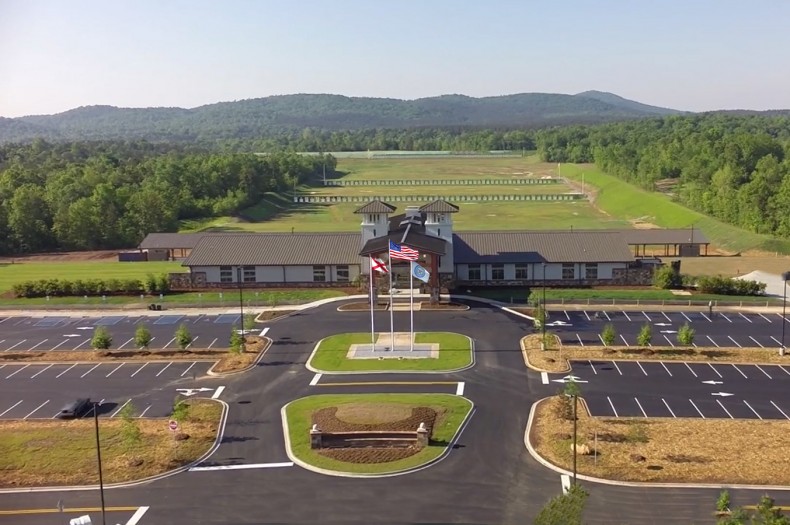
[[1, 0, 789, 117]]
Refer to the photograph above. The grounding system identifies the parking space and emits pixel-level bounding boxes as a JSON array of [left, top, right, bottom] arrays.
[[214, 313, 241, 324], [153, 315, 184, 325], [32, 316, 69, 327]]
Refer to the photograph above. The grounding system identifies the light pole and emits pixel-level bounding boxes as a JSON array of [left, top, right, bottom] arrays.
[[93, 401, 107, 525], [781, 271, 790, 356], [564, 378, 580, 488], [237, 267, 245, 351], [542, 262, 547, 344]]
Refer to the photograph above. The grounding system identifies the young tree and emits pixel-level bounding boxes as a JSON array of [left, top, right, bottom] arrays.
[[601, 323, 616, 346], [119, 402, 142, 453], [135, 324, 152, 350], [534, 305, 548, 330], [171, 396, 190, 422], [91, 326, 112, 350], [534, 484, 589, 525], [637, 323, 652, 347], [229, 325, 244, 354], [174, 323, 193, 351], [677, 322, 695, 345], [243, 313, 257, 332]]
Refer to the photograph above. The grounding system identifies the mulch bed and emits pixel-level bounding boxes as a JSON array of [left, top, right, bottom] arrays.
[[337, 302, 389, 311], [313, 407, 437, 464], [419, 302, 467, 310], [255, 310, 296, 321]]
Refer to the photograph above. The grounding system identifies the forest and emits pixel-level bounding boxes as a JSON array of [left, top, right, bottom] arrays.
[[535, 114, 790, 238], [0, 140, 333, 254]]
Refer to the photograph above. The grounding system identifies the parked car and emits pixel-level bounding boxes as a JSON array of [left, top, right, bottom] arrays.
[[56, 398, 92, 419]]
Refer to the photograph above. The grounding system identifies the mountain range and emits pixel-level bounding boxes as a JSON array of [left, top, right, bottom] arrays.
[[0, 91, 684, 144]]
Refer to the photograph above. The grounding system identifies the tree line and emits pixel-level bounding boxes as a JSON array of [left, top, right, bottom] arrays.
[[0, 140, 334, 254], [535, 114, 790, 238]]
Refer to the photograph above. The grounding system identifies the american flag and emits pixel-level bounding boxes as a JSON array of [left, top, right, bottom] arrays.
[[389, 240, 419, 261]]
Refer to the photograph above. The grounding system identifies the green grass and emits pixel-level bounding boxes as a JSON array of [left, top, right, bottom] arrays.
[[336, 156, 544, 180], [561, 164, 790, 254], [0, 261, 183, 294], [308, 332, 472, 372], [284, 393, 472, 474]]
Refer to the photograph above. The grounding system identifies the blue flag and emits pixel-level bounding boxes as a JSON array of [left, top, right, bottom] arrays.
[[410, 261, 430, 283]]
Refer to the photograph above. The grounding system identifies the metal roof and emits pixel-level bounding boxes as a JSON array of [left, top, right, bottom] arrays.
[[613, 228, 710, 245], [420, 199, 459, 213], [183, 233, 361, 266], [353, 200, 396, 214], [139, 233, 218, 250], [359, 231, 448, 257], [452, 231, 634, 264]]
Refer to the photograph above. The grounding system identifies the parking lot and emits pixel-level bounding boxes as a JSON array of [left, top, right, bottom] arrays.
[[0, 360, 218, 419], [0, 313, 252, 352], [566, 359, 790, 420], [552, 310, 789, 348]]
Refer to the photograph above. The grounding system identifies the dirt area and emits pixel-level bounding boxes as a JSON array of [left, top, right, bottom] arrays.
[[313, 406, 437, 464], [255, 310, 297, 321], [521, 334, 790, 373], [337, 302, 389, 311], [0, 250, 119, 263], [419, 302, 467, 310], [531, 396, 790, 484]]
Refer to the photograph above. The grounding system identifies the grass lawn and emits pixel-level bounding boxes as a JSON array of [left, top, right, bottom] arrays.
[[307, 183, 575, 197], [0, 399, 221, 487], [336, 156, 547, 180], [284, 394, 472, 474], [308, 332, 472, 372]]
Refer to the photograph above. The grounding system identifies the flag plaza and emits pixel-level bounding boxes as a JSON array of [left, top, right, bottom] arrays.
[[365, 242, 431, 351]]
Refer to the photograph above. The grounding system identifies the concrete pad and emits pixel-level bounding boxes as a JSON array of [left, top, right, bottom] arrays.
[[347, 332, 439, 359]]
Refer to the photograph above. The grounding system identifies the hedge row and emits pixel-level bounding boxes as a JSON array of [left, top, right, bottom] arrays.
[[12, 273, 170, 298], [696, 275, 766, 296]]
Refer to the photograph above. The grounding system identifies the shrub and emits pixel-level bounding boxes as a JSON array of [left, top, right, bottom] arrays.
[[601, 324, 616, 346], [637, 323, 652, 347], [653, 265, 683, 289], [229, 325, 244, 354], [156, 273, 170, 294], [174, 323, 193, 351], [677, 323, 695, 345], [91, 326, 113, 350], [135, 324, 152, 349], [144, 274, 158, 294]]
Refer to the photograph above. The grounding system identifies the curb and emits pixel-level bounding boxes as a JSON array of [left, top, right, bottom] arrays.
[[520, 336, 572, 374], [523, 396, 790, 492], [304, 334, 476, 375], [206, 337, 272, 377], [0, 398, 230, 494], [280, 395, 475, 478]]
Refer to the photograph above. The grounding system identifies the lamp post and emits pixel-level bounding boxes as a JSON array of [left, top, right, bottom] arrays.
[[237, 267, 245, 351], [542, 262, 547, 344], [564, 379, 580, 488], [93, 401, 107, 525], [781, 271, 790, 356]]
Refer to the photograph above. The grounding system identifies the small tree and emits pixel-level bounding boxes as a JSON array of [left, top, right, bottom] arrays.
[[243, 313, 257, 331], [91, 326, 112, 350], [534, 305, 548, 330], [174, 323, 193, 351], [119, 402, 142, 453], [677, 322, 695, 345], [229, 325, 244, 354], [171, 396, 190, 422], [135, 324, 152, 350], [653, 265, 682, 289], [534, 484, 589, 525], [601, 323, 616, 347], [637, 323, 652, 347]]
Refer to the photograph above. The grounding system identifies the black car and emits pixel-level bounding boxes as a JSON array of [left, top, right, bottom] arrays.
[[56, 398, 92, 419]]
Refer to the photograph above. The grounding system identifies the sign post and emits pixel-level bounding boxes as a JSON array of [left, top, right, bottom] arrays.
[[168, 420, 179, 432]]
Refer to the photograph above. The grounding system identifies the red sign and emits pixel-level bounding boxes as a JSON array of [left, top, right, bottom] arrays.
[[168, 420, 179, 432]]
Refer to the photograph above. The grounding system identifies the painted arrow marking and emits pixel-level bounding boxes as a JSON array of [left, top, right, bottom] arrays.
[[176, 387, 214, 397], [552, 375, 588, 384], [654, 322, 672, 326], [702, 380, 723, 385], [660, 330, 678, 334], [546, 321, 572, 326], [711, 392, 734, 397], [63, 334, 80, 337], [76, 326, 93, 330]]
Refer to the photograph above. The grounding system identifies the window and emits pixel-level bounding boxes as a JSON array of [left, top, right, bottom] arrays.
[[243, 266, 256, 283], [336, 265, 349, 282], [492, 264, 504, 280], [313, 265, 326, 282], [562, 263, 575, 280], [515, 264, 528, 280], [467, 264, 481, 281], [220, 266, 233, 283], [585, 264, 598, 280]]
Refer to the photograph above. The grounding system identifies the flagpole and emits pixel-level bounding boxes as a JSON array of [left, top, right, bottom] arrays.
[[409, 261, 414, 351], [388, 245, 395, 352], [369, 258, 375, 351]]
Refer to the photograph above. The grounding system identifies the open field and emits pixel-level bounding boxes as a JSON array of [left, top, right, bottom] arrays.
[[284, 393, 472, 474], [336, 156, 547, 180], [303, 183, 574, 197]]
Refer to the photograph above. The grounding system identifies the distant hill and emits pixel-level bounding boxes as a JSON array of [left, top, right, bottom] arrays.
[[0, 91, 686, 144]]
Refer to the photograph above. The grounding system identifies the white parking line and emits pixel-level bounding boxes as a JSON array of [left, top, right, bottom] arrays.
[[207, 337, 218, 349], [106, 363, 125, 377], [684, 362, 698, 377], [661, 398, 677, 418], [0, 400, 23, 417], [598, 334, 606, 346], [771, 336, 783, 346], [770, 401, 790, 420], [119, 337, 134, 350], [603, 311, 611, 321], [80, 364, 101, 378], [111, 399, 132, 417], [749, 336, 764, 348], [212, 386, 226, 399], [700, 312, 712, 322], [6, 364, 30, 379], [138, 405, 152, 418], [708, 363, 723, 378], [738, 313, 752, 323], [754, 365, 772, 379], [27, 339, 48, 351], [706, 335, 719, 347], [164, 337, 176, 348], [619, 334, 629, 347], [130, 363, 149, 377], [731, 364, 748, 378], [612, 361, 623, 375], [779, 366, 790, 376], [689, 399, 706, 418], [727, 336, 742, 348], [185, 336, 199, 350], [192, 314, 204, 323], [541, 372, 549, 384], [642, 312, 652, 322], [24, 400, 49, 419], [778, 313, 790, 323], [56, 363, 78, 378], [634, 397, 648, 418], [155, 362, 173, 377], [5, 340, 27, 352], [720, 313, 733, 323], [606, 396, 618, 417], [73, 338, 90, 350], [584, 311, 591, 321], [660, 362, 673, 377], [622, 311, 631, 322], [759, 313, 772, 323], [564, 311, 570, 321], [50, 339, 70, 351], [663, 334, 675, 347], [180, 362, 197, 377], [30, 364, 53, 378], [636, 361, 648, 376], [661, 312, 671, 322], [576, 334, 584, 347], [681, 312, 693, 323], [588, 360, 597, 375], [0, 318, 8, 324], [716, 400, 734, 419], [742, 400, 762, 420]]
